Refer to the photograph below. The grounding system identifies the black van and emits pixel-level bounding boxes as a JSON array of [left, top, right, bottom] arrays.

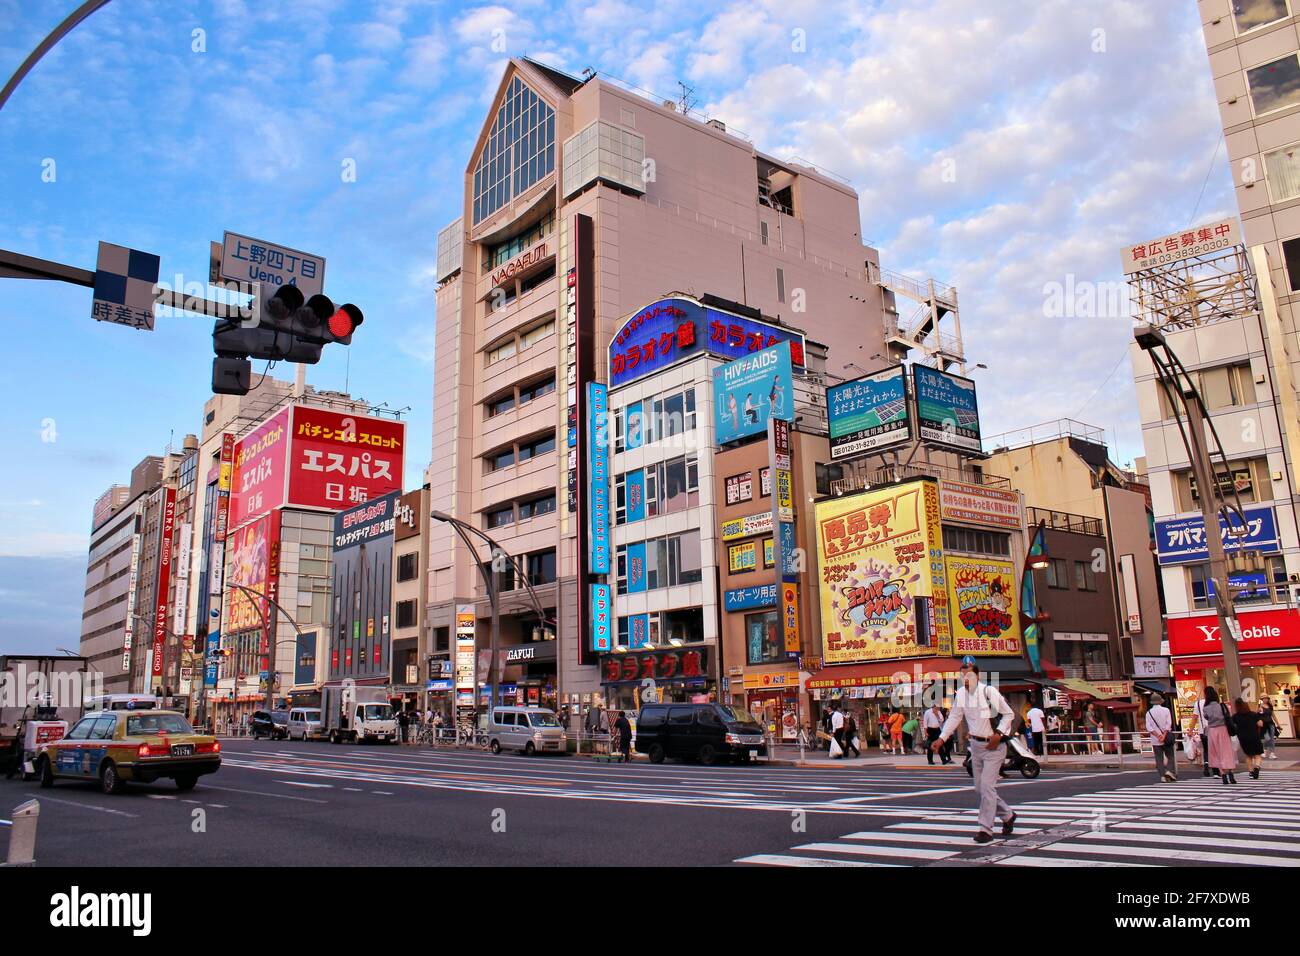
[[635, 703, 767, 765]]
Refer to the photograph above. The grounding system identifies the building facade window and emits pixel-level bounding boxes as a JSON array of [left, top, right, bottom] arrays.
[[487, 448, 515, 472], [487, 392, 516, 417], [1173, 456, 1271, 511], [1265, 141, 1300, 202], [483, 210, 555, 269], [1073, 561, 1098, 592], [745, 610, 783, 664], [395, 600, 417, 629], [941, 525, 1011, 557], [615, 607, 704, 650], [1247, 53, 1300, 116], [517, 432, 556, 462], [485, 505, 514, 528], [614, 530, 703, 594], [1189, 556, 1287, 609], [397, 553, 419, 582], [526, 549, 557, 586], [1045, 557, 1070, 590], [472, 75, 556, 225], [1235, 0, 1290, 33], [518, 493, 555, 520], [519, 375, 556, 404]]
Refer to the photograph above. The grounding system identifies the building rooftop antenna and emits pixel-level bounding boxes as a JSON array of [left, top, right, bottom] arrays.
[[677, 80, 697, 116]]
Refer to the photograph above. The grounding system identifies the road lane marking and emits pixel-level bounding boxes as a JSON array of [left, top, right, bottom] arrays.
[[201, 783, 328, 804], [36, 796, 139, 818], [282, 781, 333, 789], [736, 854, 897, 867]]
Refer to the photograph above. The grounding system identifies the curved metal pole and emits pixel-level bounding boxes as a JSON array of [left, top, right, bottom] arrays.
[[452, 517, 552, 628], [0, 0, 114, 113], [228, 583, 305, 712]]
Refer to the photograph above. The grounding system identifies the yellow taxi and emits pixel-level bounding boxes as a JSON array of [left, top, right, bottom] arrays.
[[36, 709, 221, 794]]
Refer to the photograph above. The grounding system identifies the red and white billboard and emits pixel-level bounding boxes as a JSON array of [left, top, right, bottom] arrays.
[[228, 409, 290, 530], [287, 406, 404, 509], [151, 487, 177, 681], [1168, 608, 1300, 658]]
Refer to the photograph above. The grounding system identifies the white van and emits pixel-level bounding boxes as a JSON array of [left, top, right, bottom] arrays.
[[287, 708, 324, 741], [488, 706, 567, 755]]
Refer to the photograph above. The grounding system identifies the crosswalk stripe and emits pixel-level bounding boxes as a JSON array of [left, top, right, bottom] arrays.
[[735, 854, 898, 867], [891, 823, 1044, 834], [1078, 830, 1300, 853], [1113, 821, 1300, 838], [793, 841, 957, 860], [841, 831, 979, 846], [1034, 842, 1300, 867], [995, 855, 1150, 868]]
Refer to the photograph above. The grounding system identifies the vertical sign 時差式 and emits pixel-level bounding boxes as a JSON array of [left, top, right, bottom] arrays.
[[768, 418, 800, 655]]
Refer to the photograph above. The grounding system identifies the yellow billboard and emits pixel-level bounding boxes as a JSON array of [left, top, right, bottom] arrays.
[[946, 555, 1022, 656], [814, 481, 945, 664]]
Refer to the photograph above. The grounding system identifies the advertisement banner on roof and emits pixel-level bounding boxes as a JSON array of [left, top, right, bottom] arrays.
[[913, 365, 982, 454], [827, 366, 911, 460], [608, 296, 805, 389], [228, 408, 290, 531], [286, 405, 405, 511], [814, 481, 947, 664]]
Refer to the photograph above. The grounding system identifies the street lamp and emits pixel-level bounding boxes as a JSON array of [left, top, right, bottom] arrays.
[[1135, 323, 1249, 703], [431, 510, 552, 721]]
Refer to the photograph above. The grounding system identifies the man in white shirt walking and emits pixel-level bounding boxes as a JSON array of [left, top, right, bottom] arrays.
[[829, 704, 846, 758], [922, 703, 951, 765], [1145, 693, 1178, 782], [1025, 700, 1046, 755], [933, 660, 1017, 843]]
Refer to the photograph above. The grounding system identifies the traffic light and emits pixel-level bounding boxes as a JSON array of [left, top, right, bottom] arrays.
[[212, 283, 365, 395]]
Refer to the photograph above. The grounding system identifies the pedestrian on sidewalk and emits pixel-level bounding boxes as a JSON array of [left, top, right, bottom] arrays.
[[830, 704, 846, 758], [1194, 690, 1214, 776], [923, 704, 951, 764], [821, 708, 834, 751], [844, 712, 860, 758], [1261, 697, 1279, 760], [888, 708, 905, 755], [901, 713, 918, 754], [1201, 687, 1238, 785], [876, 711, 890, 752], [398, 709, 410, 744], [1232, 698, 1265, 780], [1145, 693, 1178, 782], [1025, 700, 1046, 756], [1084, 703, 1101, 755], [613, 710, 632, 763], [933, 660, 1017, 844]]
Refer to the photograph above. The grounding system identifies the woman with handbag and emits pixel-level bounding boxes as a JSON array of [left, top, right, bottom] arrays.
[[1201, 686, 1238, 785], [1232, 698, 1266, 779]]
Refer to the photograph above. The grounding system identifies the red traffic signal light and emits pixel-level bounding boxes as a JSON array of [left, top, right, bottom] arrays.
[[328, 303, 363, 344]]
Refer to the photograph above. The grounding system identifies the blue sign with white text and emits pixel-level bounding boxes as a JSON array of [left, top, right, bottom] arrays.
[[725, 583, 779, 612], [592, 583, 612, 651], [626, 541, 647, 593], [1156, 505, 1279, 566], [713, 342, 795, 445], [625, 468, 645, 523], [588, 382, 610, 574]]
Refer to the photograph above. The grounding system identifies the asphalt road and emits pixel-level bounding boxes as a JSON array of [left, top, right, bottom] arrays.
[[4, 741, 1298, 866]]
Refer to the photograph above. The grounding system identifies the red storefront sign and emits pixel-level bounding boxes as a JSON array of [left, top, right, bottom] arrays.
[[600, 647, 711, 684], [228, 408, 290, 530], [1168, 608, 1300, 658], [287, 406, 404, 510]]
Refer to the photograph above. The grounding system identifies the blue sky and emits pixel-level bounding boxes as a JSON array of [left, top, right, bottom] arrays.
[[0, 0, 1233, 654]]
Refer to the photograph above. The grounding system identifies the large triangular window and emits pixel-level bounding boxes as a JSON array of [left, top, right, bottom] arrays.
[[472, 76, 556, 225]]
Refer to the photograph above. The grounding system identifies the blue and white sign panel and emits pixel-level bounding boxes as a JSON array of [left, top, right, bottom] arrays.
[[827, 366, 911, 460], [608, 296, 806, 389], [625, 469, 646, 523], [220, 231, 325, 298], [591, 583, 612, 652], [1155, 505, 1279, 566], [92, 241, 160, 331], [713, 342, 795, 445], [588, 382, 611, 574], [725, 583, 779, 613]]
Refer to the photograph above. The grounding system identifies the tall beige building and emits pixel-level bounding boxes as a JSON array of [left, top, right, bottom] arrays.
[[430, 58, 892, 704]]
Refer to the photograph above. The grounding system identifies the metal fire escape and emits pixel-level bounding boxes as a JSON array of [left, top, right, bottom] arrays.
[[878, 268, 966, 373]]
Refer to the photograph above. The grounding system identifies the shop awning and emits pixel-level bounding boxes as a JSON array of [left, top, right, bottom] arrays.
[[1057, 678, 1132, 700], [1173, 649, 1299, 671], [805, 657, 963, 690], [1023, 676, 1065, 688], [1135, 679, 1176, 695]]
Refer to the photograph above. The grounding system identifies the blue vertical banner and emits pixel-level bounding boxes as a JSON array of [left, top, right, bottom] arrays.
[[627, 541, 647, 593], [626, 468, 646, 523], [588, 382, 611, 574], [591, 583, 612, 651], [629, 613, 651, 649]]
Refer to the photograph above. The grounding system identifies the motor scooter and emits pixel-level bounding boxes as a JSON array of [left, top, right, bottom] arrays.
[[963, 734, 1041, 779]]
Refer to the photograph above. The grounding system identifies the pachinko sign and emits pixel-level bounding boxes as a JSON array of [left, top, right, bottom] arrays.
[[814, 481, 946, 664], [946, 556, 1022, 656]]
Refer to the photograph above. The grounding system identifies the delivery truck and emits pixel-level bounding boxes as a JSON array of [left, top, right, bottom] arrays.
[[320, 683, 398, 744], [0, 654, 90, 778]]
